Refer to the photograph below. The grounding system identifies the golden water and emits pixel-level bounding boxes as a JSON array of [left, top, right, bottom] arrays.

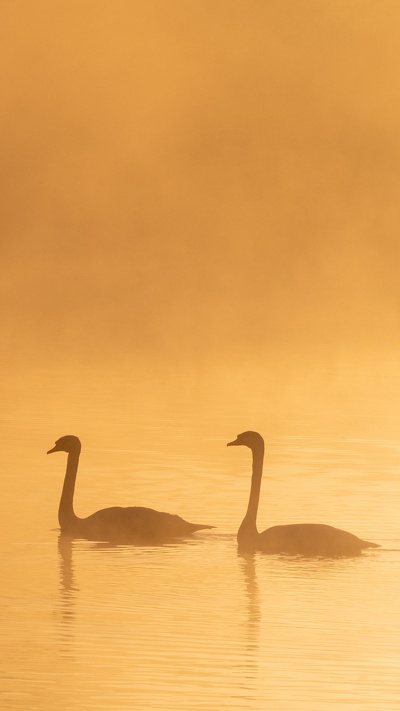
[[2, 362, 400, 710]]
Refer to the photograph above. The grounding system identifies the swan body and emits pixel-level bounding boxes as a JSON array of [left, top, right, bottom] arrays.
[[228, 431, 379, 557], [48, 435, 213, 544]]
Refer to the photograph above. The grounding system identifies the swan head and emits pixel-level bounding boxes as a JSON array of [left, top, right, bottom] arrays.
[[227, 431, 264, 449], [47, 435, 81, 455]]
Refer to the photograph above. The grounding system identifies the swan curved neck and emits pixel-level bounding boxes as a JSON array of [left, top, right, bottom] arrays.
[[238, 441, 264, 548], [58, 448, 81, 530]]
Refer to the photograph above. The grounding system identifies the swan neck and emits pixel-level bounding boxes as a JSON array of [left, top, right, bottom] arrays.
[[58, 448, 80, 530], [247, 442, 264, 522], [238, 441, 264, 548]]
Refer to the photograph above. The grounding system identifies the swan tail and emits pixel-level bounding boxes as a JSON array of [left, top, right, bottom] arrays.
[[190, 523, 215, 531], [363, 540, 380, 548]]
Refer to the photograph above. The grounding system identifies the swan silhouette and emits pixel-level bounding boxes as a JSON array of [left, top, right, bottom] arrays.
[[48, 435, 213, 543], [228, 431, 379, 556]]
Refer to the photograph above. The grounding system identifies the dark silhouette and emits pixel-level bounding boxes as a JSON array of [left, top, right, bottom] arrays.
[[48, 435, 213, 544], [228, 431, 380, 556]]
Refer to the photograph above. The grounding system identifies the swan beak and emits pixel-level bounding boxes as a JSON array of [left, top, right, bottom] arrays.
[[47, 445, 59, 454], [227, 438, 239, 446]]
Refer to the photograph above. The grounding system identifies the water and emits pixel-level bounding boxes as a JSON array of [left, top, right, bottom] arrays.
[[2, 361, 400, 710]]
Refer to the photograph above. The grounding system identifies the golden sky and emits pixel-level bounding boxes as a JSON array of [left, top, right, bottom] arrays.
[[2, 1, 400, 363]]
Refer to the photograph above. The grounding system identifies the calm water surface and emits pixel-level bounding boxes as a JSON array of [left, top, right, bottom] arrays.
[[1, 363, 400, 710]]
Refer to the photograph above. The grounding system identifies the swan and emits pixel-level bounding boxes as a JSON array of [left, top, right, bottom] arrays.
[[48, 435, 213, 543], [227, 431, 379, 556]]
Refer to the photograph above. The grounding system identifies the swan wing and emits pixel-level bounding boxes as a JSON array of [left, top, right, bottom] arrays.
[[80, 506, 212, 543], [258, 523, 379, 556]]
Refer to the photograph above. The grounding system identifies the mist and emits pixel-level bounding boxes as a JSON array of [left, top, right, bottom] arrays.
[[2, 0, 400, 367]]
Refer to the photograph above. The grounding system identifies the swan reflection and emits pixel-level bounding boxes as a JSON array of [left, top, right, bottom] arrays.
[[239, 553, 261, 654]]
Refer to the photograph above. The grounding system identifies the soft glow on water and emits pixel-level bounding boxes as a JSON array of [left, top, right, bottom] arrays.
[[3, 0, 400, 706], [1, 365, 400, 710]]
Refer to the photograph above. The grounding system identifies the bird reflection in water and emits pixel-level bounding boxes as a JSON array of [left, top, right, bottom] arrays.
[[56, 534, 78, 657], [239, 553, 261, 656]]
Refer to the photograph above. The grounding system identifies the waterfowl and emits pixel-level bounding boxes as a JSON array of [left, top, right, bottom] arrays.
[[228, 431, 379, 556], [48, 435, 213, 543]]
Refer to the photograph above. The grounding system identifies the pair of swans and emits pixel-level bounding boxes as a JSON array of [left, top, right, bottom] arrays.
[[48, 431, 379, 555]]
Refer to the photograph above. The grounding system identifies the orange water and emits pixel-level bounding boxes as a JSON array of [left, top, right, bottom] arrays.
[[1, 363, 399, 710]]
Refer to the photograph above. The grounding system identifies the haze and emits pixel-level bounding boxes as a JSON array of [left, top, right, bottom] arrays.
[[2, 1, 400, 367]]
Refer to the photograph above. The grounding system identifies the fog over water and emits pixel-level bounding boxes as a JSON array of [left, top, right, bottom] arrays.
[[2, 1, 400, 374], [3, 7, 400, 711]]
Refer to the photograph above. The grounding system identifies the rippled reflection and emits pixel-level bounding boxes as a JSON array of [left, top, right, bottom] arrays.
[[1, 365, 400, 710]]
